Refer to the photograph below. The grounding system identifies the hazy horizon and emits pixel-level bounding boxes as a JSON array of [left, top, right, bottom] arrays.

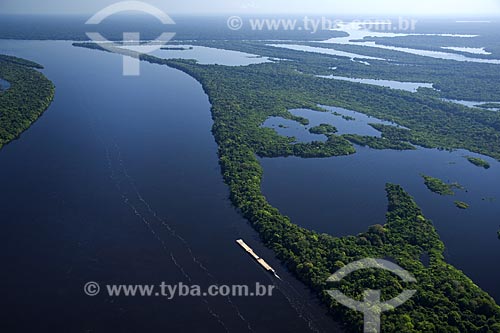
[[1, 0, 500, 17]]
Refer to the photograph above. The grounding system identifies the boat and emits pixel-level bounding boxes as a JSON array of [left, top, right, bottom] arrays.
[[236, 239, 281, 279]]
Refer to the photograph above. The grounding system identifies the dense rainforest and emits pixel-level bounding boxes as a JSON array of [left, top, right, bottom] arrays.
[[74, 42, 500, 331], [0, 54, 55, 150], [188, 39, 500, 101]]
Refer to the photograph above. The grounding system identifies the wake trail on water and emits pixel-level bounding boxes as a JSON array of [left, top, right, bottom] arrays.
[[231, 235, 322, 332], [106, 144, 230, 333], [114, 143, 253, 332], [81, 110, 230, 332], [255, 260, 321, 333]]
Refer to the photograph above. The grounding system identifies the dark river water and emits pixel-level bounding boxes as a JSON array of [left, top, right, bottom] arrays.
[[0, 41, 341, 333]]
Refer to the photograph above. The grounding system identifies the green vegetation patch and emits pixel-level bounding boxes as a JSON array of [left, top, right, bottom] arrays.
[[421, 174, 463, 196], [344, 134, 416, 150], [455, 201, 470, 210], [0, 54, 55, 150], [369, 123, 413, 142], [466, 156, 491, 169], [309, 123, 337, 135]]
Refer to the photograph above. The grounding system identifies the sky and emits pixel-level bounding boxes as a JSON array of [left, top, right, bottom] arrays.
[[1, 0, 500, 16]]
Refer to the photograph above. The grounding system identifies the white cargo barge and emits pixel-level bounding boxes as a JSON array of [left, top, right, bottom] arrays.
[[236, 239, 281, 279]]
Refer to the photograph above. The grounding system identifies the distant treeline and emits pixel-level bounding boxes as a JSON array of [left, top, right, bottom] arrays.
[[0, 15, 346, 41]]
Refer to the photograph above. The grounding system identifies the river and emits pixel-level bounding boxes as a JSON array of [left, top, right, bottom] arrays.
[[0, 40, 341, 333]]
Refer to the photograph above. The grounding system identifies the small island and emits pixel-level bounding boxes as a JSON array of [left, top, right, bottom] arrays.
[[160, 46, 194, 51], [466, 156, 490, 169], [455, 201, 470, 210], [332, 111, 355, 121], [309, 123, 337, 135], [421, 174, 462, 196], [497, 229, 500, 240]]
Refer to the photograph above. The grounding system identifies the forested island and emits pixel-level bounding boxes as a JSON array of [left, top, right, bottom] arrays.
[[160, 46, 194, 51], [73, 42, 500, 332], [421, 174, 463, 196], [466, 156, 491, 169], [0, 54, 54, 150], [309, 123, 337, 135], [455, 201, 470, 210]]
